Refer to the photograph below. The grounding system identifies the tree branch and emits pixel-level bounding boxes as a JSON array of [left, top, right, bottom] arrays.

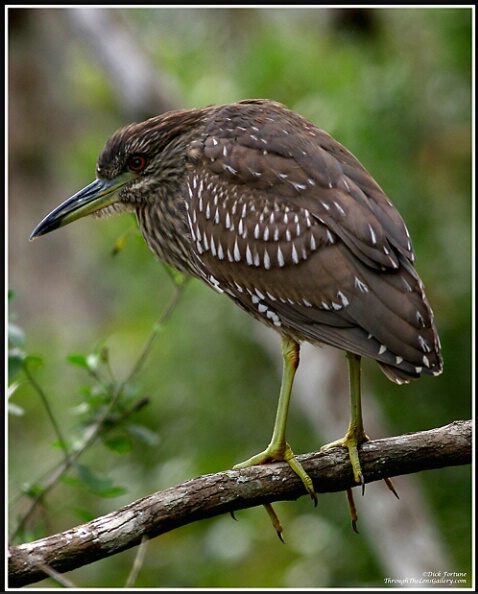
[[8, 420, 471, 588]]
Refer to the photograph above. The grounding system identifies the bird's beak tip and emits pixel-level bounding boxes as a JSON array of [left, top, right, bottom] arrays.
[[29, 226, 44, 241], [28, 176, 130, 241], [29, 215, 63, 241]]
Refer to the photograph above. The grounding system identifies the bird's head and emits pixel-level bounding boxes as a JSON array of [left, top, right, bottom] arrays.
[[30, 109, 206, 240]]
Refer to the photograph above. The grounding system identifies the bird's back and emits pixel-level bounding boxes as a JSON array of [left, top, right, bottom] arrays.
[[178, 100, 442, 383]]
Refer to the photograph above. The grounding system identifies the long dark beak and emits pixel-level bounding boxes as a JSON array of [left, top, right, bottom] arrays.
[[30, 173, 134, 240]]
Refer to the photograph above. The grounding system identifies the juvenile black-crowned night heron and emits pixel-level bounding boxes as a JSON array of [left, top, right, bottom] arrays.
[[31, 99, 443, 533]]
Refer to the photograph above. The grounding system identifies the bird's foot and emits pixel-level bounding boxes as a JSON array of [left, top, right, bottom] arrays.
[[234, 443, 316, 541], [321, 430, 368, 531], [321, 428, 369, 488], [321, 430, 399, 531], [234, 442, 317, 505]]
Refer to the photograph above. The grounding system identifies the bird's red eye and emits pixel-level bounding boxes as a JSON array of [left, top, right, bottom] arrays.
[[128, 155, 147, 172]]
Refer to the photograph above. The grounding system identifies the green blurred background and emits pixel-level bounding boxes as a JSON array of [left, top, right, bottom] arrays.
[[8, 7, 472, 589]]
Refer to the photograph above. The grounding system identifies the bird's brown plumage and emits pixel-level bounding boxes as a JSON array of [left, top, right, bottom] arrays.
[[29, 99, 444, 520], [55, 99, 444, 384]]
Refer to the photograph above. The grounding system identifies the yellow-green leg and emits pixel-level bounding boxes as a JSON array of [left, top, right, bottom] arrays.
[[234, 335, 317, 505], [321, 351, 398, 531], [321, 352, 368, 486]]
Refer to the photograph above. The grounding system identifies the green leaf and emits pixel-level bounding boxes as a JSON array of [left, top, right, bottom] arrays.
[[103, 434, 133, 454], [67, 353, 90, 369], [127, 423, 160, 447], [51, 439, 72, 452], [22, 483, 44, 499], [23, 354, 44, 371], [8, 350, 25, 380], [161, 262, 188, 288], [72, 508, 96, 523], [75, 464, 127, 498], [67, 352, 101, 373], [61, 474, 82, 488]]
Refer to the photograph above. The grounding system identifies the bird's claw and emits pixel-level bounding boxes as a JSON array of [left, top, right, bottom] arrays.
[[346, 488, 359, 534], [264, 503, 286, 543], [323, 432, 400, 531]]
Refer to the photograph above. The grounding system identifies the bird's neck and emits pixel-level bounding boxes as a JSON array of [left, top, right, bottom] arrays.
[[136, 186, 199, 277]]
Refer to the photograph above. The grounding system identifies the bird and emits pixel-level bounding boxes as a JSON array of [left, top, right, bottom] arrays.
[[30, 99, 443, 532]]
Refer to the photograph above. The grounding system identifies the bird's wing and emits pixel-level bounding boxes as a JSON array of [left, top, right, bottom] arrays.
[[184, 102, 441, 381], [194, 100, 416, 269]]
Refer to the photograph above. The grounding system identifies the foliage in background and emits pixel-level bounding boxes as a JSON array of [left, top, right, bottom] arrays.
[[8, 7, 472, 589]]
